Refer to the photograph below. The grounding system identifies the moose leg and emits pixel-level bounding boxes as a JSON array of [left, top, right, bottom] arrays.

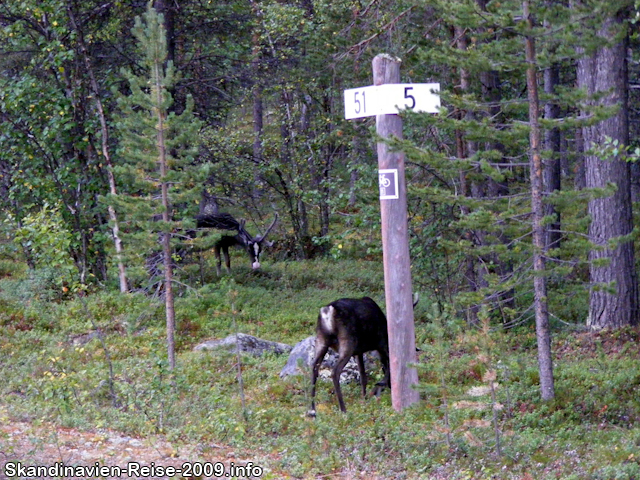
[[308, 342, 330, 417], [214, 245, 223, 276], [356, 353, 367, 397], [372, 348, 391, 396], [332, 353, 353, 413], [223, 246, 232, 273]]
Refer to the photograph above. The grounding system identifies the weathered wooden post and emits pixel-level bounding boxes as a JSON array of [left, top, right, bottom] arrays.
[[343, 55, 439, 411], [372, 54, 420, 411]]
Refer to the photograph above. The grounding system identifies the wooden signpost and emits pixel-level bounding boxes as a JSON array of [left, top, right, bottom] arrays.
[[344, 54, 440, 411]]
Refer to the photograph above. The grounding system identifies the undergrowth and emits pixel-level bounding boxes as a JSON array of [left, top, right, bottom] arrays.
[[1, 258, 639, 479]]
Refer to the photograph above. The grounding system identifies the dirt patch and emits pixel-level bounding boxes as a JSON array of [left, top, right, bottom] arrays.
[[554, 326, 640, 360], [0, 420, 276, 479]]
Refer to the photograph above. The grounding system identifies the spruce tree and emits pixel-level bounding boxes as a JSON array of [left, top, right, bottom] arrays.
[[402, 0, 612, 398], [112, 5, 203, 369]]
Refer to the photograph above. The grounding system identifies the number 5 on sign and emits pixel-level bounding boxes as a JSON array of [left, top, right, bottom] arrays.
[[344, 83, 440, 120]]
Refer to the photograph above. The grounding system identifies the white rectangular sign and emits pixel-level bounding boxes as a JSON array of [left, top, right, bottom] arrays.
[[379, 169, 399, 200], [344, 83, 440, 119]]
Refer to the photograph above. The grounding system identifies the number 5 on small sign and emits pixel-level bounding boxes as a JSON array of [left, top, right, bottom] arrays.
[[404, 87, 415, 109]]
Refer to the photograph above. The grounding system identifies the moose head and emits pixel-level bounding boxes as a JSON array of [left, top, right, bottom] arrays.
[[196, 212, 278, 275]]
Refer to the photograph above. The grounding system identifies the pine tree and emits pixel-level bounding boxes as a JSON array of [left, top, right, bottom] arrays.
[[575, 1, 639, 329], [112, 4, 203, 369], [523, 0, 554, 400]]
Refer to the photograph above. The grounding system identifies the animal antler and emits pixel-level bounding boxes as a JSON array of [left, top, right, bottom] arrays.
[[195, 212, 241, 231], [255, 213, 278, 242]]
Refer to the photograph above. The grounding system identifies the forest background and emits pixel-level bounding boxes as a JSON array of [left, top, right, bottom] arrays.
[[1, 0, 640, 479]]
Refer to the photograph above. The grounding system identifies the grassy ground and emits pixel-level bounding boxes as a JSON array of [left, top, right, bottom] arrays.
[[1, 256, 639, 479]]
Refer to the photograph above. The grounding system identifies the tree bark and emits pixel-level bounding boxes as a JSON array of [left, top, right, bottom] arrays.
[[577, 10, 639, 329], [153, 45, 176, 370], [543, 61, 562, 251], [524, 0, 555, 401], [251, 26, 264, 167], [453, 25, 480, 326], [67, 4, 128, 293], [153, 0, 175, 63], [373, 54, 420, 412]]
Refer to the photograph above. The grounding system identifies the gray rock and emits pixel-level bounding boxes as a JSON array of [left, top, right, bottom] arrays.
[[279, 336, 317, 378], [193, 333, 292, 356], [279, 336, 380, 384]]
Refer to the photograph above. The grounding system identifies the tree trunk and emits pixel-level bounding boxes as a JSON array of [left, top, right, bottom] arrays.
[[67, 5, 128, 293], [543, 60, 562, 251], [319, 93, 334, 239], [454, 25, 481, 326], [543, 0, 562, 250], [251, 25, 264, 200], [154, 55, 176, 370], [252, 84, 264, 165], [577, 10, 639, 330], [280, 90, 310, 259], [373, 54, 420, 412], [524, 0, 555, 401], [153, 0, 175, 63]]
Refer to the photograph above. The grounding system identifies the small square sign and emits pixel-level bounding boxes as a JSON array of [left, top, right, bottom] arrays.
[[379, 169, 399, 199]]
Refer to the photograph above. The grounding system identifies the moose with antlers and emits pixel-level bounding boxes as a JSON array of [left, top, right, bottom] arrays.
[[196, 212, 278, 275]]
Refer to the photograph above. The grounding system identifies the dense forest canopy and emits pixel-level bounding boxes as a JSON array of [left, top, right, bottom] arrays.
[[1, 0, 639, 334]]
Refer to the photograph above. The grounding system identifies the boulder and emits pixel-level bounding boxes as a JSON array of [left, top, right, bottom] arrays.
[[279, 336, 316, 378], [279, 336, 380, 384], [193, 333, 292, 356]]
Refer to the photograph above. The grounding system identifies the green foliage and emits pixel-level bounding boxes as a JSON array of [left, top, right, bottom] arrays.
[[1, 258, 640, 478], [10, 203, 74, 270], [110, 5, 204, 290], [0, 1, 117, 284], [113, 7, 203, 201], [0, 0, 636, 332], [391, 0, 639, 330], [0, 203, 88, 300]]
